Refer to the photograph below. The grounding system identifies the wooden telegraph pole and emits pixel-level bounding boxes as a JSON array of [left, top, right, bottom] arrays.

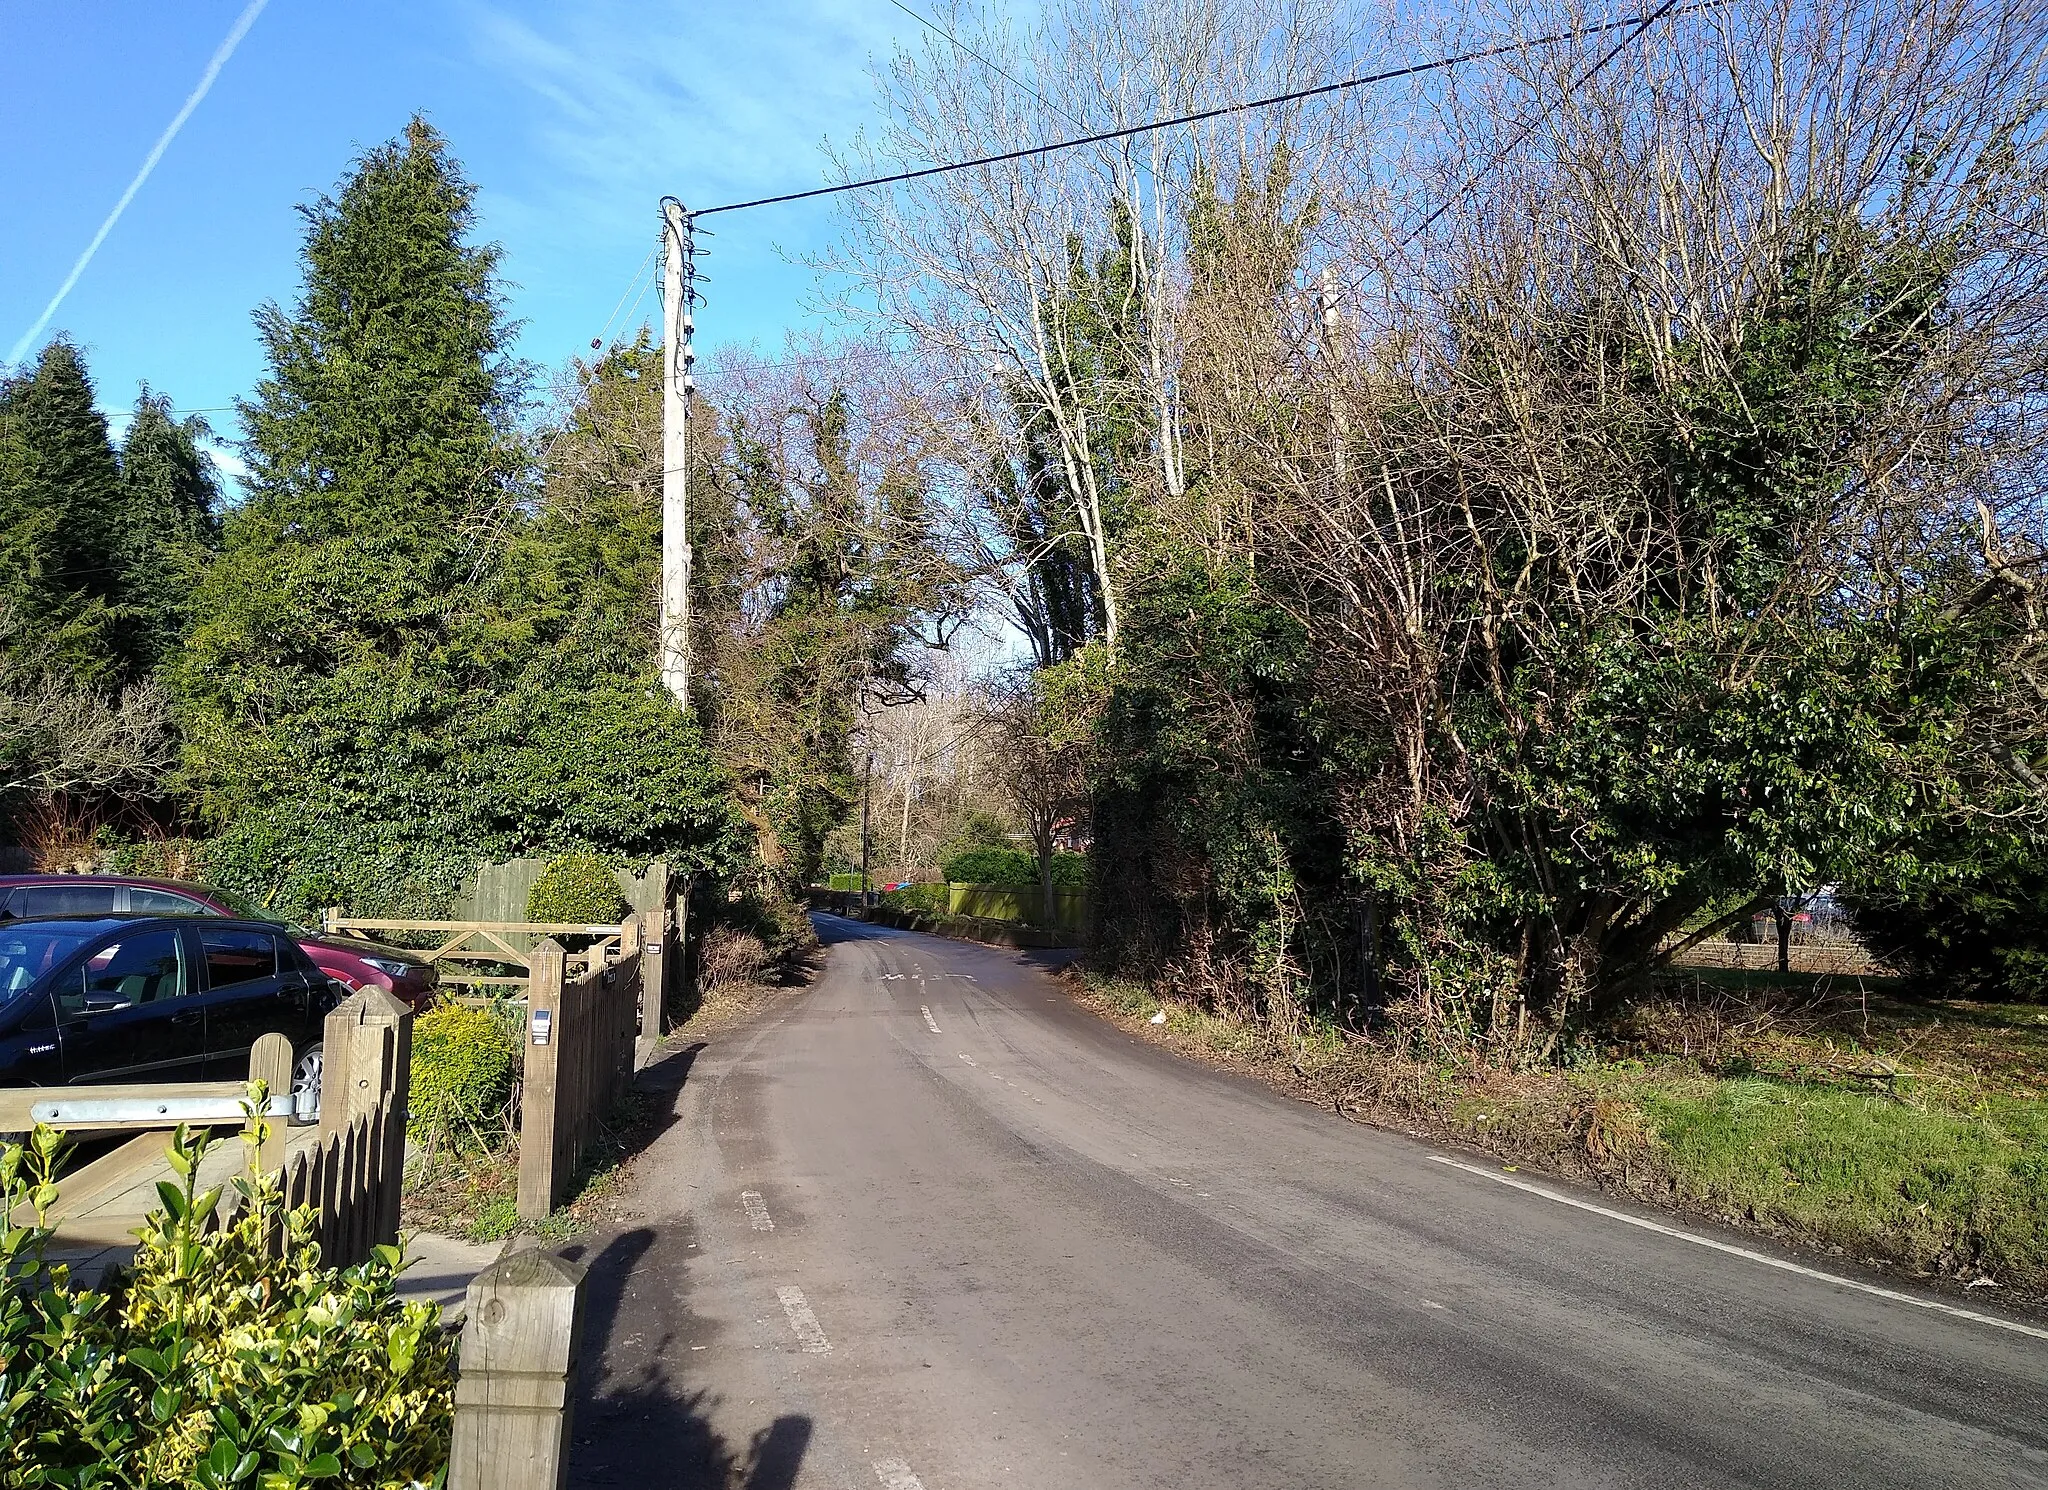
[[660, 198, 695, 706]]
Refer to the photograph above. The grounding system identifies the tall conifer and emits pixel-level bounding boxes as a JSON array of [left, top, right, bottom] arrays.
[[0, 339, 125, 683], [181, 117, 528, 913], [116, 388, 219, 672]]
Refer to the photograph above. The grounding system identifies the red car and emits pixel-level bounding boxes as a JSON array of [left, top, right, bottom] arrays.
[[0, 876, 438, 1009]]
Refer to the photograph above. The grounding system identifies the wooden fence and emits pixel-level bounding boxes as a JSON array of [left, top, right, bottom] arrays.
[[515, 911, 664, 1220], [320, 913, 630, 995], [20, 989, 412, 1272]]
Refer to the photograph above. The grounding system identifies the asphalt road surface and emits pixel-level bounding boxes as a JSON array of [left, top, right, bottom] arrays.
[[564, 913, 2048, 1490]]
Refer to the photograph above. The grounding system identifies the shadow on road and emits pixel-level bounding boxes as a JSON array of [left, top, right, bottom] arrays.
[[565, 1224, 813, 1489]]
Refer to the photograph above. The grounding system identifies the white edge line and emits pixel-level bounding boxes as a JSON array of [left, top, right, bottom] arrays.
[[1428, 1155, 2048, 1342]]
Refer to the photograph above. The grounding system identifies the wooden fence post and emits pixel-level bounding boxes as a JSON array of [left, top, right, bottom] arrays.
[[634, 908, 663, 1070], [318, 988, 412, 1248], [448, 1244, 587, 1490], [248, 1033, 293, 1177], [517, 940, 567, 1222]]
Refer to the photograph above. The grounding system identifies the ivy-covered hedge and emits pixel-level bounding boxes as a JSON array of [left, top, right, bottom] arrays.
[[0, 1117, 455, 1488], [526, 852, 624, 923]]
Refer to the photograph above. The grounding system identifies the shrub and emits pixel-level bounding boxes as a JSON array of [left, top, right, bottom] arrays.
[[698, 923, 770, 993], [409, 1002, 519, 1148], [881, 882, 948, 915], [939, 847, 1087, 888], [527, 852, 625, 923], [0, 1116, 455, 1488]]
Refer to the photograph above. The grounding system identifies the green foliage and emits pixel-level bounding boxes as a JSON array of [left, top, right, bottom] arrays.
[[940, 846, 1086, 888], [934, 810, 1016, 866], [177, 123, 745, 920], [0, 1113, 454, 1488], [527, 852, 625, 923], [1846, 836, 2048, 1001], [879, 882, 949, 914], [409, 1003, 519, 1146], [114, 388, 219, 675], [0, 338, 126, 685]]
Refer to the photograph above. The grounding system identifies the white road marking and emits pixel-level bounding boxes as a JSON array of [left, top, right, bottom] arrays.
[[921, 1005, 941, 1034], [741, 1192, 774, 1232], [958, 1053, 976, 1066], [1429, 1155, 2048, 1341], [776, 1286, 832, 1353], [1419, 1299, 1447, 1311], [881, 973, 904, 981], [874, 1461, 926, 1490]]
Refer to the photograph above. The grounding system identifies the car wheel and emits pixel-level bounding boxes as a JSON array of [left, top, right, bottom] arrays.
[[292, 1041, 324, 1123]]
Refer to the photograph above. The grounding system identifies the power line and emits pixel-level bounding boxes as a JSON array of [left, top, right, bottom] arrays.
[[1292, 0, 1682, 366], [693, 4, 1720, 218]]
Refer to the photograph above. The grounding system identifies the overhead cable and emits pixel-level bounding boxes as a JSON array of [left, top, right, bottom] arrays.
[[692, 3, 1719, 218]]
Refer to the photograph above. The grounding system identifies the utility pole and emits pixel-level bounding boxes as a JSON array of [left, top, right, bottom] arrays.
[[860, 749, 875, 909], [659, 199, 695, 706]]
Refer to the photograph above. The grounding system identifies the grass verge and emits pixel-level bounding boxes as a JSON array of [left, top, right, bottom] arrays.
[[1073, 969, 2048, 1304]]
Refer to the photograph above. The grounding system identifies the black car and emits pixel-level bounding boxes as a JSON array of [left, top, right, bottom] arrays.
[[0, 915, 336, 1114]]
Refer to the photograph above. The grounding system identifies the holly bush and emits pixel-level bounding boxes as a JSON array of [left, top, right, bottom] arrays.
[[0, 1101, 456, 1488]]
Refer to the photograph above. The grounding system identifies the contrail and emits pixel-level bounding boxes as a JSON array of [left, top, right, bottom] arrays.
[[7, 0, 271, 368]]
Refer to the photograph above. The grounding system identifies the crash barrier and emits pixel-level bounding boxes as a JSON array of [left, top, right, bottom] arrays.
[[516, 920, 657, 1220], [14, 989, 411, 1268], [447, 1242, 587, 1490]]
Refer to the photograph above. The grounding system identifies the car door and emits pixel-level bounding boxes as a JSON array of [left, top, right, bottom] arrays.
[[54, 926, 206, 1084], [196, 924, 312, 1077]]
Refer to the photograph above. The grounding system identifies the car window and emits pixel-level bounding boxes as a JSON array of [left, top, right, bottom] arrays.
[[200, 927, 276, 989], [0, 927, 91, 998], [11, 884, 120, 917], [129, 888, 208, 915], [61, 930, 187, 1018]]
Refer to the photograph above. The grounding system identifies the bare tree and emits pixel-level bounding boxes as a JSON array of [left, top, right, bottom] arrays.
[[0, 607, 177, 804]]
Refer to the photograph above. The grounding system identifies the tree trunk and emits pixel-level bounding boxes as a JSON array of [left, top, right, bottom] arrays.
[[1773, 903, 1794, 975]]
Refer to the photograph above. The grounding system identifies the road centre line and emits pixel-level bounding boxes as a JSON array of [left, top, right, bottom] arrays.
[[741, 1191, 774, 1231], [874, 1459, 926, 1489], [922, 1005, 941, 1034], [775, 1286, 832, 1353], [1429, 1155, 2048, 1341]]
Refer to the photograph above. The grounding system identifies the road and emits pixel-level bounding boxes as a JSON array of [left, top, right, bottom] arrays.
[[564, 914, 2048, 1490]]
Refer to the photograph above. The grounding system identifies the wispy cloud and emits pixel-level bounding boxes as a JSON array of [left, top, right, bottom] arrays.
[[7, 0, 272, 368], [464, 0, 901, 349]]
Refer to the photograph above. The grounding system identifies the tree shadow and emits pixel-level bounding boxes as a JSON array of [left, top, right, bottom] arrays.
[[564, 1225, 812, 1489]]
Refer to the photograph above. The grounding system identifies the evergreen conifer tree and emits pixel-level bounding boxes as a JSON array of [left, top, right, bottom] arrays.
[[116, 388, 219, 673], [0, 339, 125, 683], [181, 117, 527, 912]]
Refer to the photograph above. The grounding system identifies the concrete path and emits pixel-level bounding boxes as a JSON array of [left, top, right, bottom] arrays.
[[397, 1229, 501, 1319], [562, 913, 2048, 1489]]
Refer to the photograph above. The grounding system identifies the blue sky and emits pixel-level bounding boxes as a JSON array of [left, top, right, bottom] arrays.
[[0, 0, 916, 478]]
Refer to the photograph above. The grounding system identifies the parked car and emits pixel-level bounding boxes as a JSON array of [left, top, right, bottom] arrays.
[[0, 914, 335, 1114], [0, 875, 436, 1008]]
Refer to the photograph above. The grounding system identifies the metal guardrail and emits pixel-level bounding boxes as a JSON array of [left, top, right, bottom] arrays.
[[29, 1093, 296, 1127]]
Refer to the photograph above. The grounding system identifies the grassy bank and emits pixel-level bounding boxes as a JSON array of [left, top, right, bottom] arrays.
[[1077, 970, 2048, 1301]]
